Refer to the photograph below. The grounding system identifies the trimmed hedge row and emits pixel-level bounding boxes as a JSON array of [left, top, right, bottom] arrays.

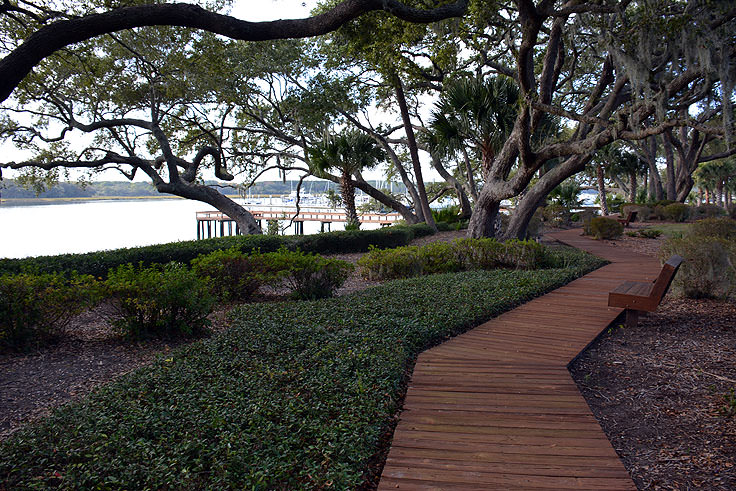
[[0, 247, 605, 489], [357, 239, 545, 280], [0, 223, 434, 278]]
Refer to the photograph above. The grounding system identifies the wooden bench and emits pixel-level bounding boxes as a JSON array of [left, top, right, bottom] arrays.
[[617, 210, 637, 227], [608, 255, 684, 327]]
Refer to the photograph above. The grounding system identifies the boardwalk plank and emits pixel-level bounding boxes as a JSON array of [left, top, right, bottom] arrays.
[[378, 229, 660, 489]]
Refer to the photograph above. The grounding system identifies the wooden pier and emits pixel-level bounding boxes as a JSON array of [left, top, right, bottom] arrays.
[[196, 208, 403, 239]]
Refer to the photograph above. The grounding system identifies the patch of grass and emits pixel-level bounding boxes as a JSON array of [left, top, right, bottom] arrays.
[[0, 247, 604, 489], [646, 223, 691, 238]]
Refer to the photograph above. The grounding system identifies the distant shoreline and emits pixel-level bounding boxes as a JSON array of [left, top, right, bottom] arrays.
[[0, 195, 243, 207]]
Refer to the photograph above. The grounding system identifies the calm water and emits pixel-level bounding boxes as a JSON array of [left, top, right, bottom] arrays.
[[0, 199, 355, 259]]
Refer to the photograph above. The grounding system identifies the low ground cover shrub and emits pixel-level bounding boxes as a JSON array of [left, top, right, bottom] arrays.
[[660, 218, 736, 299], [663, 202, 689, 222], [358, 238, 546, 280], [263, 248, 354, 300], [0, 224, 433, 277], [192, 247, 353, 300], [0, 247, 604, 489], [588, 217, 624, 240], [691, 203, 727, 220], [103, 262, 215, 339], [688, 217, 736, 240], [0, 272, 98, 350], [191, 248, 275, 302]]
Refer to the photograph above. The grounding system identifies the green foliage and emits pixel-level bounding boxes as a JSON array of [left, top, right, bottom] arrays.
[[432, 205, 462, 224], [662, 202, 689, 222], [0, 248, 603, 489], [0, 224, 432, 277], [688, 217, 736, 240], [720, 389, 736, 418], [191, 248, 275, 302], [638, 228, 663, 239], [0, 273, 98, 351], [589, 217, 624, 240], [103, 262, 215, 339], [541, 203, 572, 227], [266, 219, 280, 235], [358, 238, 545, 281], [690, 204, 728, 221], [660, 222, 736, 299], [548, 181, 582, 209], [263, 248, 354, 300], [357, 245, 423, 280], [344, 222, 361, 231]]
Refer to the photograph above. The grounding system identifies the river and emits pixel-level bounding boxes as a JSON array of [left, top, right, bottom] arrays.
[[0, 198, 358, 259]]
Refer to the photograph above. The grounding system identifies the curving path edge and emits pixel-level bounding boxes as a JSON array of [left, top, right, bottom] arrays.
[[378, 229, 661, 490]]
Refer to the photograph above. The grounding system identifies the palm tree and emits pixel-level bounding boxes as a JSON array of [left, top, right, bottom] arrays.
[[429, 76, 519, 177], [695, 160, 736, 207], [308, 130, 386, 229]]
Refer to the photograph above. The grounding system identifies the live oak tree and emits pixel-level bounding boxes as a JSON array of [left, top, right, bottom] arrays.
[[0, 0, 468, 232], [461, 0, 736, 239]]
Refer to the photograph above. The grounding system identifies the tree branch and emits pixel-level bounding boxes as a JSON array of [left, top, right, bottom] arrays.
[[0, 0, 469, 103]]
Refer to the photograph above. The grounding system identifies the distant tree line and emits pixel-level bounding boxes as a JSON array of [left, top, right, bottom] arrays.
[[0, 179, 405, 201]]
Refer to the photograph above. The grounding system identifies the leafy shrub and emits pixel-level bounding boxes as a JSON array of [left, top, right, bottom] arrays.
[[0, 248, 603, 489], [691, 203, 727, 219], [417, 242, 461, 274], [663, 202, 689, 222], [0, 273, 98, 350], [541, 203, 571, 227], [688, 217, 736, 240], [103, 263, 215, 339], [432, 205, 463, 224], [358, 246, 424, 280], [589, 217, 624, 240], [191, 248, 275, 302], [436, 219, 469, 231], [266, 219, 280, 235], [660, 235, 735, 299], [653, 199, 676, 207], [359, 238, 545, 280], [652, 204, 667, 220], [638, 228, 662, 239], [263, 248, 354, 300]]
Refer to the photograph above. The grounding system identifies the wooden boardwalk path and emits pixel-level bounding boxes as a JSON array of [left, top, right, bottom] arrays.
[[378, 228, 661, 489]]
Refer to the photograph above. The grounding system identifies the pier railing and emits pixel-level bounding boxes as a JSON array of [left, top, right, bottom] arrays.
[[195, 208, 403, 239]]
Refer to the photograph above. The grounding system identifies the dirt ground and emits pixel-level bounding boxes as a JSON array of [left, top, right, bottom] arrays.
[[1, 225, 734, 490]]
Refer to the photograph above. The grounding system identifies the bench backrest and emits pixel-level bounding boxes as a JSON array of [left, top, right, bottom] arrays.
[[650, 255, 684, 304]]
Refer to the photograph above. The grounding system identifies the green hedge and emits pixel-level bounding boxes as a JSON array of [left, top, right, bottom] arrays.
[[357, 238, 545, 281], [0, 247, 604, 489], [0, 224, 433, 278]]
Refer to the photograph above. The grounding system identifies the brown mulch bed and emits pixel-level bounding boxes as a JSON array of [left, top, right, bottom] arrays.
[[570, 298, 736, 489], [568, 221, 736, 490]]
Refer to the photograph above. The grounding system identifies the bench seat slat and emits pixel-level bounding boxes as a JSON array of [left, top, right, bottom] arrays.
[[610, 280, 653, 297], [607, 255, 684, 325]]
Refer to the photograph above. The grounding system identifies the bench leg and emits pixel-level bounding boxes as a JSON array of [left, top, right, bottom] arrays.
[[625, 309, 639, 328]]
